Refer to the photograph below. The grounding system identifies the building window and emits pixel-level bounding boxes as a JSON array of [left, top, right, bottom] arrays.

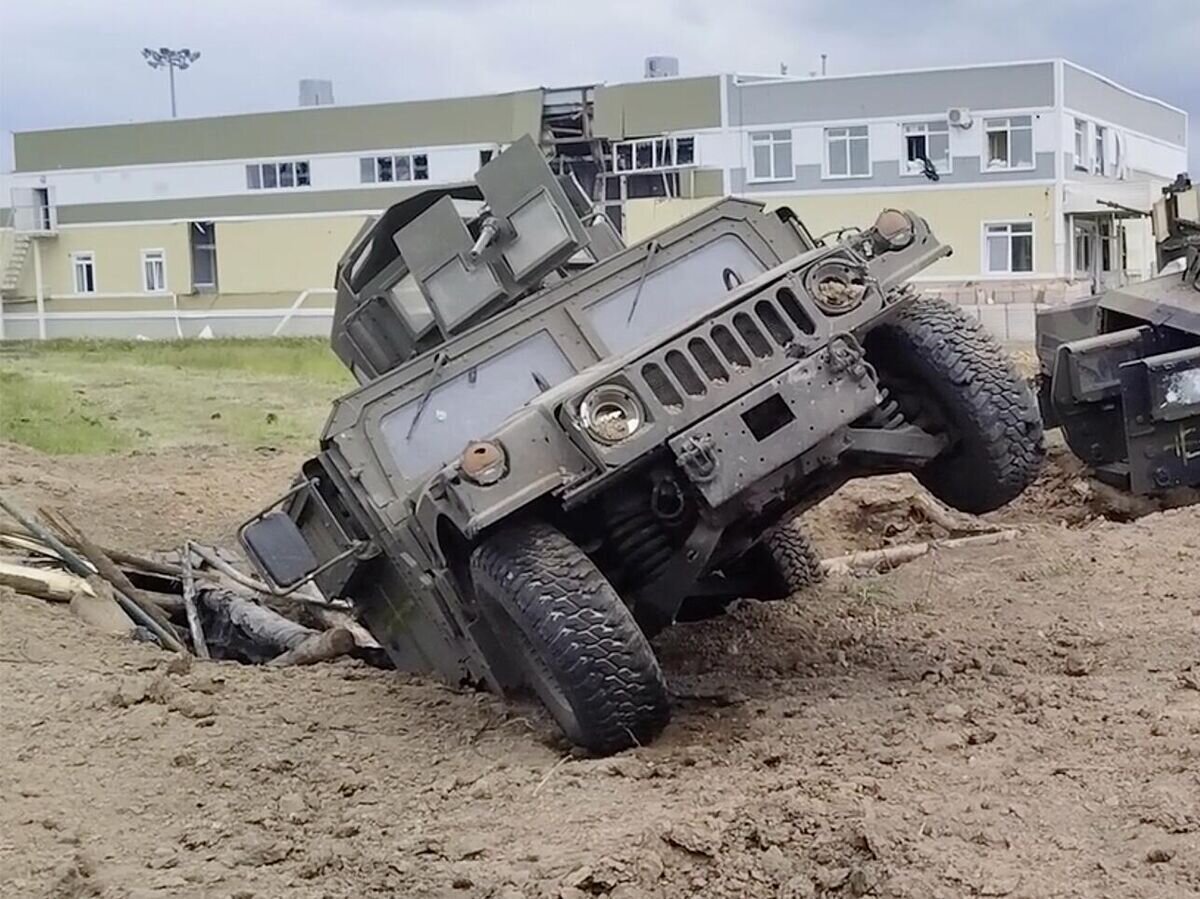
[[613, 135, 696, 173], [71, 252, 96, 294], [141, 249, 166, 293], [1074, 225, 1092, 275], [902, 121, 950, 175], [360, 153, 430, 184], [984, 116, 1034, 170], [985, 222, 1034, 273], [1093, 125, 1106, 176], [190, 222, 218, 291], [748, 130, 793, 181], [1074, 119, 1088, 170], [246, 160, 310, 190], [825, 125, 870, 178]]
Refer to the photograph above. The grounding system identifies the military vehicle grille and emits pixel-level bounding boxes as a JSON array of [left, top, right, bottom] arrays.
[[638, 288, 816, 411]]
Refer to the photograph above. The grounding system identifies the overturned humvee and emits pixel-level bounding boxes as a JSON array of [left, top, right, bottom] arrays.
[[1036, 175, 1200, 494], [241, 138, 1044, 753]]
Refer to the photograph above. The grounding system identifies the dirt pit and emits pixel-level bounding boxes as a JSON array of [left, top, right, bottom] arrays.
[[3, 441, 1200, 899]]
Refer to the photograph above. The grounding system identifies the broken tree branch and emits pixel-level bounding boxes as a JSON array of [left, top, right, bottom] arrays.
[[181, 541, 210, 660], [188, 542, 274, 595], [40, 508, 188, 654], [0, 494, 182, 651], [266, 627, 355, 667], [0, 524, 184, 578], [0, 560, 95, 603], [820, 529, 1019, 577]]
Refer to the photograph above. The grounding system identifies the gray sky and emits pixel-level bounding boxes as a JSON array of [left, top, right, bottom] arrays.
[[1, 0, 1196, 171]]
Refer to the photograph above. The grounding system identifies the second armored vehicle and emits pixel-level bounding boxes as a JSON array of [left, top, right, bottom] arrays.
[[1036, 175, 1200, 495]]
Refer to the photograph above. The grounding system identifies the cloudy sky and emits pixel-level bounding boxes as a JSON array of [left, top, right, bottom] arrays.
[[0, 0, 1196, 170]]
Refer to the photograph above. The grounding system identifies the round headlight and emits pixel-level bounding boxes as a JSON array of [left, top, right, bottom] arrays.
[[579, 385, 644, 444], [873, 208, 915, 250]]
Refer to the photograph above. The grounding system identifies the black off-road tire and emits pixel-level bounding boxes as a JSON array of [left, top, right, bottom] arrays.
[[721, 518, 824, 602], [469, 521, 670, 754], [762, 519, 825, 594], [866, 295, 1045, 513]]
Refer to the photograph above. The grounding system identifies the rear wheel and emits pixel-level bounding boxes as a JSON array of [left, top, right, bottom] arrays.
[[469, 521, 670, 754], [865, 295, 1045, 513], [717, 518, 824, 602]]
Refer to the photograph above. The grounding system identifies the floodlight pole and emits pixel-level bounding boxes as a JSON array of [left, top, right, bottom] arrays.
[[142, 47, 201, 119]]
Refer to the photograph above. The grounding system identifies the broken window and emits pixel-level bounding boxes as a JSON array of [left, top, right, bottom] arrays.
[[245, 161, 311, 190], [984, 116, 1033, 170], [361, 153, 431, 184], [750, 130, 792, 181], [985, 222, 1034, 273], [1093, 125, 1106, 176], [825, 126, 869, 178], [190, 222, 218, 291], [612, 135, 697, 173], [1074, 119, 1088, 170], [902, 121, 950, 174]]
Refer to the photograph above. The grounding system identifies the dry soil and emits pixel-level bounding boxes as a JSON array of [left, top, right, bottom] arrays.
[[2, 440, 1200, 899]]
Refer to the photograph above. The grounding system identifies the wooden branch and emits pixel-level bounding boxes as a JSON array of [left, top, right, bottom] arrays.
[[0, 494, 182, 650], [41, 508, 187, 654], [266, 627, 355, 667], [821, 529, 1019, 576], [0, 524, 184, 578], [188, 543, 274, 595], [181, 541, 210, 660], [0, 560, 95, 603], [189, 542, 340, 608]]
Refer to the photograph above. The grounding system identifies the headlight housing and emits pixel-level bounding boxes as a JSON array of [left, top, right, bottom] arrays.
[[579, 384, 644, 444]]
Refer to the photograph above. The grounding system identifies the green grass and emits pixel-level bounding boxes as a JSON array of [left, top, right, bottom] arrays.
[[0, 370, 133, 454], [0, 338, 354, 456], [2, 337, 350, 384]]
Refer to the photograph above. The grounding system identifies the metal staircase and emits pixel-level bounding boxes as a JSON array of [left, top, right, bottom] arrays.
[[2, 233, 32, 297]]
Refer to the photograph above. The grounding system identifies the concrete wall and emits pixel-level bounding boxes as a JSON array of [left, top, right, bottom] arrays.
[[726, 63, 1055, 126], [216, 215, 366, 293], [625, 185, 1058, 279], [1062, 62, 1188, 146], [15, 89, 545, 170]]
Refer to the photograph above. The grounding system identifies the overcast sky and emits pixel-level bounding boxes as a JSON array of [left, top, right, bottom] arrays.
[[0, 0, 1196, 171]]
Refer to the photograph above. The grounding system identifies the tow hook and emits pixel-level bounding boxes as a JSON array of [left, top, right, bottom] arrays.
[[827, 335, 871, 384], [677, 435, 718, 483]]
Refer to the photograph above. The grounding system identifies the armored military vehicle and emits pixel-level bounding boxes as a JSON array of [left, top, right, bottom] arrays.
[[1036, 175, 1199, 494], [240, 138, 1043, 753]]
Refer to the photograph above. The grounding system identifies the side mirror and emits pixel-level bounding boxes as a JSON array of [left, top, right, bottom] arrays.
[[240, 511, 320, 589]]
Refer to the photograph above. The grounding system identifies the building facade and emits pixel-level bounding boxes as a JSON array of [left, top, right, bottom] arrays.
[[0, 59, 1188, 340]]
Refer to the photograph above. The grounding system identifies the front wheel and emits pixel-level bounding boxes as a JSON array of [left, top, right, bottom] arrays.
[[865, 295, 1045, 513], [469, 521, 671, 754]]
